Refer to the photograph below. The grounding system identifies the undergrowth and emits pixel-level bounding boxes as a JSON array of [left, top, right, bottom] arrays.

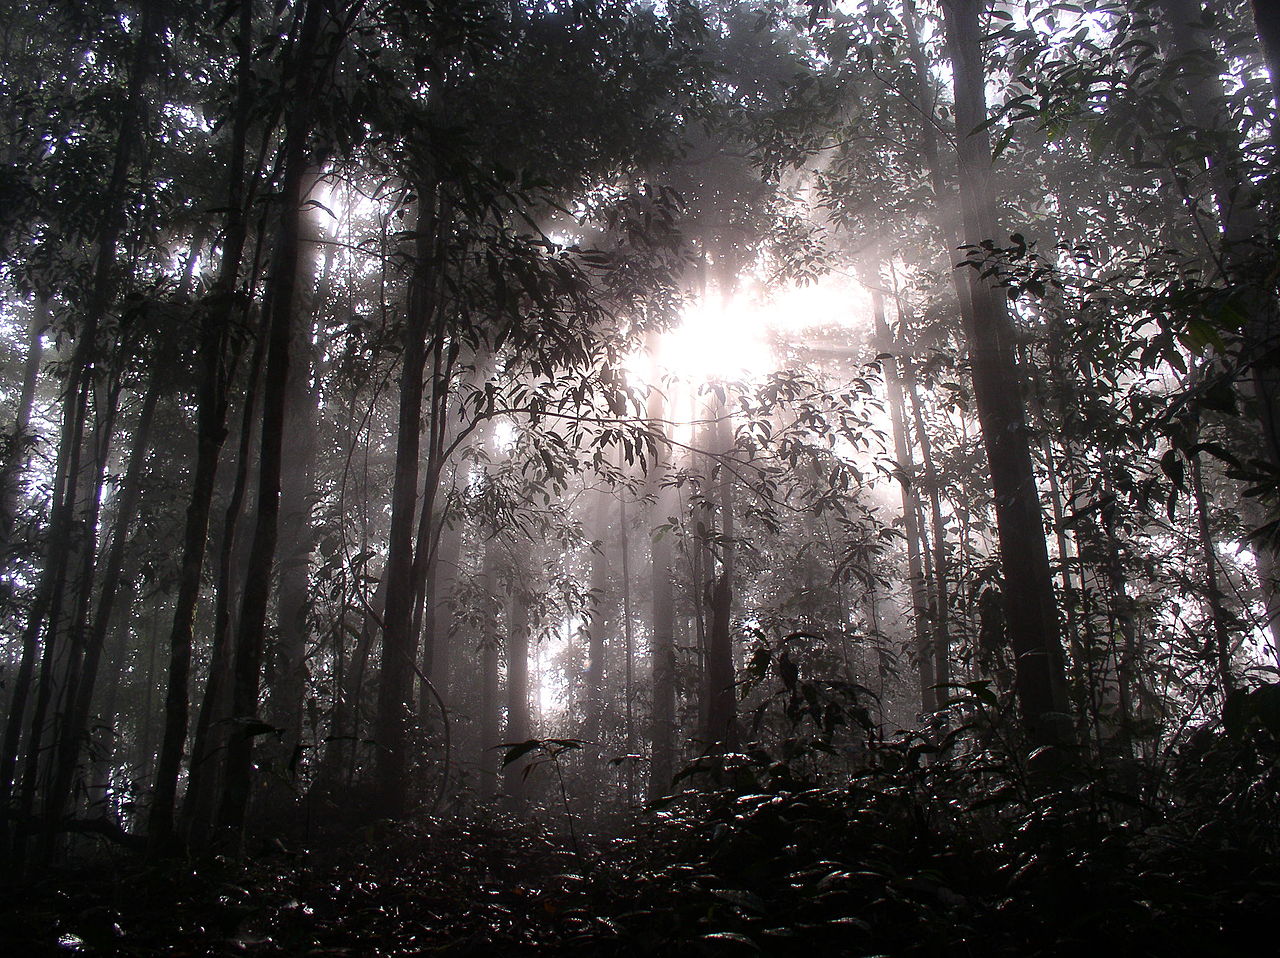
[[2, 684, 1276, 956]]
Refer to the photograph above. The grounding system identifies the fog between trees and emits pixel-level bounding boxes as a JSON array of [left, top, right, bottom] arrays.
[[1, 0, 1278, 873]]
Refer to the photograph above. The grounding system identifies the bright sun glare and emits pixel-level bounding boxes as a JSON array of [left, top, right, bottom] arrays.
[[641, 276, 867, 384]]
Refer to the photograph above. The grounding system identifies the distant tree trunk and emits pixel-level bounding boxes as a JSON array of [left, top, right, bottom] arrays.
[[479, 547, 502, 803], [703, 395, 737, 754], [646, 385, 677, 800], [1190, 452, 1236, 694], [43, 346, 164, 839], [421, 516, 461, 713], [584, 490, 610, 743], [871, 281, 935, 713], [0, 294, 48, 548], [906, 372, 952, 703], [502, 577, 531, 807], [618, 496, 637, 799], [941, 0, 1073, 748]]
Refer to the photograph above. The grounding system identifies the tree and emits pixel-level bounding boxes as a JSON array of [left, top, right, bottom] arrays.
[[939, 0, 1073, 749]]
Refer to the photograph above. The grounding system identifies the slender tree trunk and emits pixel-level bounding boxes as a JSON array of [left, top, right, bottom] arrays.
[[149, 0, 256, 849], [502, 577, 531, 807], [4, 0, 157, 847], [941, 0, 1073, 748], [0, 295, 48, 548], [182, 317, 266, 844], [43, 352, 164, 838], [19, 353, 121, 860], [421, 517, 461, 712], [215, 0, 329, 841], [584, 489, 611, 742], [646, 384, 677, 800], [479, 547, 502, 803], [263, 183, 323, 789], [374, 184, 439, 820], [1190, 453, 1236, 694], [871, 282, 935, 713], [619, 496, 636, 799], [703, 395, 737, 754], [906, 372, 952, 702]]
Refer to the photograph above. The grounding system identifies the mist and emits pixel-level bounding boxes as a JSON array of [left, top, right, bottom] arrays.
[[1, 0, 1277, 953]]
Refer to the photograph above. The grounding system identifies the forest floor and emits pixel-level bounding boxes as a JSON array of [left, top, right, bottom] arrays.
[[1, 772, 1276, 958]]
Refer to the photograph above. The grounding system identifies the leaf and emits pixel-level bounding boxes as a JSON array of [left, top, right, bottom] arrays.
[[497, 739, 544, 768], [710, 887, 767, 914], [1159, 449, 1184, 491], [700, 931, 761, 951]]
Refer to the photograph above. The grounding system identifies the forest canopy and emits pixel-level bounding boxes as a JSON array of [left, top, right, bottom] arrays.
[[1, 0, 1279, 952]]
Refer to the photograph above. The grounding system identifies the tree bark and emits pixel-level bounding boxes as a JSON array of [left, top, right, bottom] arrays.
[[502, 575, 531, 807], [42, 349, 164, 840], [941, 0, 1073, 748], [149, 0, 257, 849], [0, 294, 48, 548], [703, 394, 737, 754], [584, 489, 611, 742], [373, 184, 439, 819], [906, 374, 952, 701], [871, 280, 936, 713], [215, 0, 329, 841], [4, 0, 157, 847], [646, 383, 677, 800]]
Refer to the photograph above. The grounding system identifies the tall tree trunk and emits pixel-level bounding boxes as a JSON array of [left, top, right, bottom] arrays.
[[4, 0, 157, 845], [646, 384, 677, 800], [871, 281, 935, 713], [19, 338, 123, 861], [182, 316, 266, 844], [906, 374, 952, 702], [584, 490, 611, 743], [373, 183, 439, 820], [215, 0, 329, 841], [941, 0, 1073, 748], [478, 547, 502, 804], [149, 0, 256, 849], [42, 350, 164, 839], [703, 395, 737, 754], [618, 496, 636, 800], [263, 182, 323, 791], [502, 576, 531, 807], [0, 294, 48, 549]]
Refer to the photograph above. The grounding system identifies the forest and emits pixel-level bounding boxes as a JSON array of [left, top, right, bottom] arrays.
[[1, 0, 1278, 953]]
